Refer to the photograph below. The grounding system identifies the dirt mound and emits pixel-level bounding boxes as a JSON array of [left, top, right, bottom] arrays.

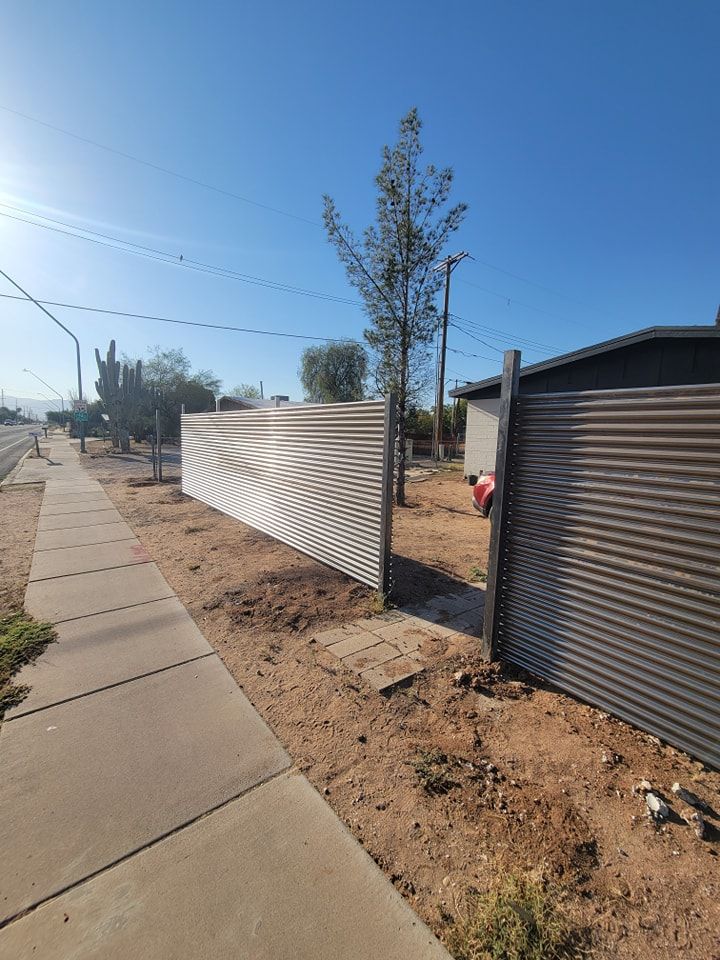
[[205, 566, 371, 633]]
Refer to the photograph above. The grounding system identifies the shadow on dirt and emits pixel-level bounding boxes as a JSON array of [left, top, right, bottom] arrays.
[[391, 553, 472, 606]]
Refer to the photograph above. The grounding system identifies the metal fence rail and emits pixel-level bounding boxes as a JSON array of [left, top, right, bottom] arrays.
[[489, 379, 720, 767], [181, 398, 395, 592]]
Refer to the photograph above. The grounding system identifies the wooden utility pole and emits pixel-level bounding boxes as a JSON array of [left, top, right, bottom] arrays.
[[432, 252, 470, 460]]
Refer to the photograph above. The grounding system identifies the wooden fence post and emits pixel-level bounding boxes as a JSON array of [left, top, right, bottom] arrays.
[[482, 350, 521, 661]]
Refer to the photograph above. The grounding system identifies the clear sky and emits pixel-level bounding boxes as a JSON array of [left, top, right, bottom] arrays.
[[0, 0, 717, 417]]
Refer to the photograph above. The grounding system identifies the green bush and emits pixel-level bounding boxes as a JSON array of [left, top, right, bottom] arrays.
[[0, 611, 55, 716]]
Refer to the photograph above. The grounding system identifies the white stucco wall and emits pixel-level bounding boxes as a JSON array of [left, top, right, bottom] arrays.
[[464, 398, 500, 477]]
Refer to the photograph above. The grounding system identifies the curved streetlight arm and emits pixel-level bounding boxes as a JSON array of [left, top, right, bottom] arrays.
[[23, 367, 65, 412], [1, 268, 85, 451]]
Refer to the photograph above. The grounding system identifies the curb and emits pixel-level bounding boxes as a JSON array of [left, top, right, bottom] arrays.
[[0, 448, 44, 491]]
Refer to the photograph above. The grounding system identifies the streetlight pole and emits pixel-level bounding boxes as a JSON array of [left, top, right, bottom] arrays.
[[23, 367, 65, 413], [1, 269, 85, 452]]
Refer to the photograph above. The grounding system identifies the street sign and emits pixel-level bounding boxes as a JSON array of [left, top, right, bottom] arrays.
[[73, 400, 88, 423]]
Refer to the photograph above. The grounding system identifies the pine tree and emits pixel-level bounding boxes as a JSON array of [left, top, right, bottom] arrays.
[[323, 108, 466, 504]]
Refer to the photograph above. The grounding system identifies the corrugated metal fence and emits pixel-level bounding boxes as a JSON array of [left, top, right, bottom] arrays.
[[181, 398, 395, 592], [486, 376, 720, 767]]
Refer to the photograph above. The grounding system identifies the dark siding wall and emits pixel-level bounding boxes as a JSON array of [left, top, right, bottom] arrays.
[[217, 397, 256, 411], [518, 338, 720, 395]]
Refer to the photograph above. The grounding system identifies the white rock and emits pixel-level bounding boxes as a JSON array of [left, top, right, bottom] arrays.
[[633, 779, 653, 796], [645, 792, 669, 821], [678, 804, 708, 840], [671, 782, 708, 811]]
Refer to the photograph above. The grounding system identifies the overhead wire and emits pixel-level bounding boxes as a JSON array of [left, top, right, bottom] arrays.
[[457, 276, 595, 329], [0, 103, 319, 226], [447, 346, 502, 363], [450, 313, 560, 353], [448, 319, 506, 355], [0, 291, 362, 344], [0, 103, 615, 338], [0, 205, 360, 305], [467, 256, 601, 310]]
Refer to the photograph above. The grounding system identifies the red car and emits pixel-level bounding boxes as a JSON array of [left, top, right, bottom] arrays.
[[471, 472, 495, 519]]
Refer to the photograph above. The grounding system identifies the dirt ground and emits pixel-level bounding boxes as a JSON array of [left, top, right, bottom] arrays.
[[0, 485, 43, 613], [10, 445, 720, 958]]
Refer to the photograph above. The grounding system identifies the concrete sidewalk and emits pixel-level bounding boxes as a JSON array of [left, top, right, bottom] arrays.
[[0, 438, 450, 959]]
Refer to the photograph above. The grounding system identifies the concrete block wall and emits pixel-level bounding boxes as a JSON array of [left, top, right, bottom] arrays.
[[463, 398, 500, 477]]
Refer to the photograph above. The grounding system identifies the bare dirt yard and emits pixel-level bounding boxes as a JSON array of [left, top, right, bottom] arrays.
[[10, 443, 720, 958], [0, 485, 43, 612]]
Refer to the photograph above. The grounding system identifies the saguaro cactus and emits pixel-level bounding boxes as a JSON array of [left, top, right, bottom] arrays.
[[95, 340, 143, 452]]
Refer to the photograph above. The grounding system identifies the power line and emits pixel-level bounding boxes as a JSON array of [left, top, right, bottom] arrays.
[[467, 256, 600, 310], [446, 367, 476, 383], [0, 201, 568, 359], [451, 317, 555, 357], [0, 205, 359, 306], [450, 313, 560, 352], [0, 292, 362, 344], [449, 319, 506, 355], [458, 276, 596, 329], [0, 103, 319, 226], [447, 346, 502, 363], [0, 105, 615, 331]]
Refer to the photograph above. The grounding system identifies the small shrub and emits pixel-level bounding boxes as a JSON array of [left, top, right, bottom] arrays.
[[369, 591, 389, 614], [446, 872, 586, 960], [468, 566, 488, 583], [412, 749, 457, 795], [0, 611, 56, 718]]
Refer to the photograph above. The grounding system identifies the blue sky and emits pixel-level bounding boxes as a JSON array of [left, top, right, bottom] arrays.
[[1, 0, 717, 416]]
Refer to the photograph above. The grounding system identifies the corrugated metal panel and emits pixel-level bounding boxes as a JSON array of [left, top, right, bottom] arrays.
[[181, 399, 393, 590], [497, 383, 720, 767]]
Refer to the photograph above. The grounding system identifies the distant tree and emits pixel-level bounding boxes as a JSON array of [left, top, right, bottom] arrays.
[[230, 383, 262, 399], [122, 346, 221, 438], [299, 342, 367, 403], [405, 406, 434, 438], [323, 108, 466, 504], [138, 346, 221, 395]]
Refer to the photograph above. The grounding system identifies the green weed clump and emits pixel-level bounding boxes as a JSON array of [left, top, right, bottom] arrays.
[[369, 591, 389, 614], [412, 749, 457, 795], [447, 872, 586, 960], [0, 611, 55, 716]]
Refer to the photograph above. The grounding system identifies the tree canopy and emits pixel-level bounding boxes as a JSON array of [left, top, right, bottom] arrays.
[[323, 108, 466, 503], [299, 341, 367, 404], [139, 346, 221, 395], [230, 383, 262, 399]]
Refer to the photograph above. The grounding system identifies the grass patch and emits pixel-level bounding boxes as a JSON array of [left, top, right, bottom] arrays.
[[0, 611, 56, 717], [469, 566, 488, 583], [447, 871, 587, 960], [412, 749, 457, 795]]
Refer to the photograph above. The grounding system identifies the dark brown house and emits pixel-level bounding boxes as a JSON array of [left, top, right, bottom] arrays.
[[450, 325, 720, 476]]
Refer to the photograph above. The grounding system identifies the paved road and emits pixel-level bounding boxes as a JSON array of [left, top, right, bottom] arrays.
[[0, 425, 38, 480]]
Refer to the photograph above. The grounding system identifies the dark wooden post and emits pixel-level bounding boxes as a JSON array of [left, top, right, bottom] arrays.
[[155, 408, 163, 483], [482, 350, 521, 661], [378, 392, 397, 598]]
